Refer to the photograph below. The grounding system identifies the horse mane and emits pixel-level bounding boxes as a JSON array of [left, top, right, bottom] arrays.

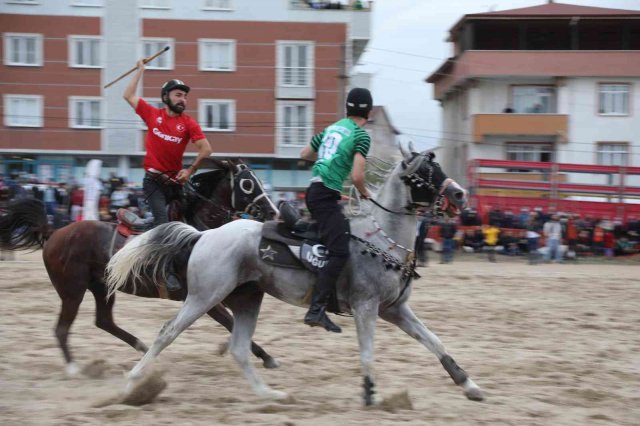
[[188, 158, 238, 200]]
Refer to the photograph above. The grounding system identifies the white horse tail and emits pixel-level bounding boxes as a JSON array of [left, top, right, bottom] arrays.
[[105, 222, 203, 298]]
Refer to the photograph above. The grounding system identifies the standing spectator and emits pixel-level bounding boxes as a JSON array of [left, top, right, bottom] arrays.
[[439, 217, 457, 264], [482, 223, 500, 262], [543, 214, 563, 263], [43, 183, 58, 217], [603, 231, 615, 258], [565, 214, 578, 260], [69, 185, 84, 222], [526, 213, 541, 264], [592, 221, 604, 255]]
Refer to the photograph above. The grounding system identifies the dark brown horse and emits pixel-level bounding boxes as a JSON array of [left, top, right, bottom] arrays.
[[0, 159, 280, 375]]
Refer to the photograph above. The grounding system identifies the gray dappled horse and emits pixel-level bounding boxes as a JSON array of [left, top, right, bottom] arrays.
[[106, 145, 485, 405]]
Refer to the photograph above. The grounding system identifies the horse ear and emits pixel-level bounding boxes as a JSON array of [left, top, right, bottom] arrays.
[[398, 140, 413, 161]]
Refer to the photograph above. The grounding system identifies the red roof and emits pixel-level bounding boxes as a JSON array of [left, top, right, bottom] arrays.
[[449, 2, 640, 37], [470, 2, 640, 17]]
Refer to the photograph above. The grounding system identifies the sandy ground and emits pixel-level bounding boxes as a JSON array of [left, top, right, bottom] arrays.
[[0, 250, 639, 426]]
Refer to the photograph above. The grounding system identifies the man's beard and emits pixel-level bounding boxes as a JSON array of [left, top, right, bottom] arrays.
[[167, 99, 185, 114]]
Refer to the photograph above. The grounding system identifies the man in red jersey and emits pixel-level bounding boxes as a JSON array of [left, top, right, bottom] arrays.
[[124, 59, 212, 228], [124, 60, 212, 292]]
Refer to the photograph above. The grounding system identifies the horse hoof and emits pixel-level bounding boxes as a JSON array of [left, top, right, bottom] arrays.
[[262, 357, 280, 369], [217, 341, 229, 356], [65, 362, 81, 377], [464, 387, 485, 401], [261, 389, 288, 400]]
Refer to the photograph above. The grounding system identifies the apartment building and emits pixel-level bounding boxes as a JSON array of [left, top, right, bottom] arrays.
[[427, 1, 640, 201], [0, 0, 372, 190]]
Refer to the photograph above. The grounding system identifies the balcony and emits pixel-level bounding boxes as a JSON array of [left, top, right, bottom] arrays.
[[472, 113, 568, 143], [289, 1, 371, 62]]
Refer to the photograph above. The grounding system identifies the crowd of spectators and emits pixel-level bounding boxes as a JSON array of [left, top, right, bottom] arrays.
[[0, 173, 148, 229], [451, 206, 640, 259]]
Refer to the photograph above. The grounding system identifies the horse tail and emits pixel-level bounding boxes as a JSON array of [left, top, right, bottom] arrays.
[[0, 198, 49, 251], [105, 222, 202, 298]]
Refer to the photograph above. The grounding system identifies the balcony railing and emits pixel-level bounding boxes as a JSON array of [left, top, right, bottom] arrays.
[[289, 0, 372, 11], [473, 113, 568, 143]]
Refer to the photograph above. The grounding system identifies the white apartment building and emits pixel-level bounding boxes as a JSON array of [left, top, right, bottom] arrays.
[[427, 2, 640, 199]]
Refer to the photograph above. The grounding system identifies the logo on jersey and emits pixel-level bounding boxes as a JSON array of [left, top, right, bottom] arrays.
[[176, 123, 185, 132], [152, 128, 183, 144], [156, 116, 163, 124]]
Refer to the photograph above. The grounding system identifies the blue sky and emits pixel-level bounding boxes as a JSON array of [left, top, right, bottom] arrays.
[[356, 0, 640, 151]]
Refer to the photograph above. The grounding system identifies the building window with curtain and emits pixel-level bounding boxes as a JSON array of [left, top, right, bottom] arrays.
[[511, 86, 556, 113], [278, 101, 313, 146], [142, 38, 174, 69], [3, 33, 43, 66], [198, 39, 235, 71], [198, 100, 235, 131], [69, 36, 102, 68], [3, 94, 43, 127], [277, 42, 313, 87], [597, 142, 628, 166], [69, 97, 102, 128], [598, 84, 629, 116]]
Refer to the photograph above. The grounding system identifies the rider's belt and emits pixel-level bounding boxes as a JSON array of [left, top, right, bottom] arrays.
[[145, 169, 175, 185]]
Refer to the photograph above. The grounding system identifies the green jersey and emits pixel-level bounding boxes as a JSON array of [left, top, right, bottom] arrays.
[[309, 118, 371, 192]]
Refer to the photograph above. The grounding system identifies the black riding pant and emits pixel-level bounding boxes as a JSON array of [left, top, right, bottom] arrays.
[[143, 174, 181, 228], [305, 182, 350, 303]]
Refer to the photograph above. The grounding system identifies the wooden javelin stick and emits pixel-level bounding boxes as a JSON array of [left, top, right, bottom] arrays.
[[103, 46, 170, 89]]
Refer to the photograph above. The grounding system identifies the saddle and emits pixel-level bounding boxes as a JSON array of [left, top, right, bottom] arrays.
[[259, 202, 328, 272], [116, 208, 153, 238]]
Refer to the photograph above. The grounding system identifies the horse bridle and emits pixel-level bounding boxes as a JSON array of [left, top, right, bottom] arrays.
[[229, 164, 277, 219], [368, 154, 454, 217], [184, 163, 273, 222]]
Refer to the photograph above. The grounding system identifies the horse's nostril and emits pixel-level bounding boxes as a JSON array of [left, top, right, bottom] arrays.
[[454, 191, 464, 201]]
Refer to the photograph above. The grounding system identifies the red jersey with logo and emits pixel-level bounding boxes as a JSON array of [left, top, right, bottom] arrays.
[[136, 98, 205, 175]]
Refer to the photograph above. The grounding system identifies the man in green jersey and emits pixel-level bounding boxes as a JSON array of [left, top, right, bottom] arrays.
[[300, 88, 373, 333]]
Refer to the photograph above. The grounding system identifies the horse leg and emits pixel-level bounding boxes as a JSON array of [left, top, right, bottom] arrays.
[[223, 283, 287, 400], [89, 284, 148, 354], [379, 302, 485, 401], [54, 295, 84, 376], [353, 300, 380, 406], [206, 302, 280, 369], [126, 293, 218, 387]]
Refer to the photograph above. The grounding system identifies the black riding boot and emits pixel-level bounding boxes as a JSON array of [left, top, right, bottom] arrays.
[[304, 287, 342, 333]]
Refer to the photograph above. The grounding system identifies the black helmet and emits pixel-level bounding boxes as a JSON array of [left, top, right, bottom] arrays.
[[161, 79, 190, 102], [346, 87, 373, 119]]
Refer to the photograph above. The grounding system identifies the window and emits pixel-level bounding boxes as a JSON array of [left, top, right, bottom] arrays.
[[597, 143, 628, 166], [511, 86, 556, 113], [198, 39, 235, 71], [278, 42, 313, 87], [69, 97, 102, 128], [598, 84, 629, 115], [69, 36, 102, 68], [3, 33, 43, 66], [506, 143, 554, 168], [203, 0, 232, 10], [199, 100, 235, 131], [139, 0, 169, 8], [71, 0, 103, 6], [142, 38, 174, 69], [278, 101, 313, 146], [3, 95, 43, 127]]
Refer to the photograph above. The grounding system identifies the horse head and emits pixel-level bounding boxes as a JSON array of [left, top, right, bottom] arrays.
[[398, 147, 467, 218], [186, 159, 278, 227], [230, 162, 278, 221]]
